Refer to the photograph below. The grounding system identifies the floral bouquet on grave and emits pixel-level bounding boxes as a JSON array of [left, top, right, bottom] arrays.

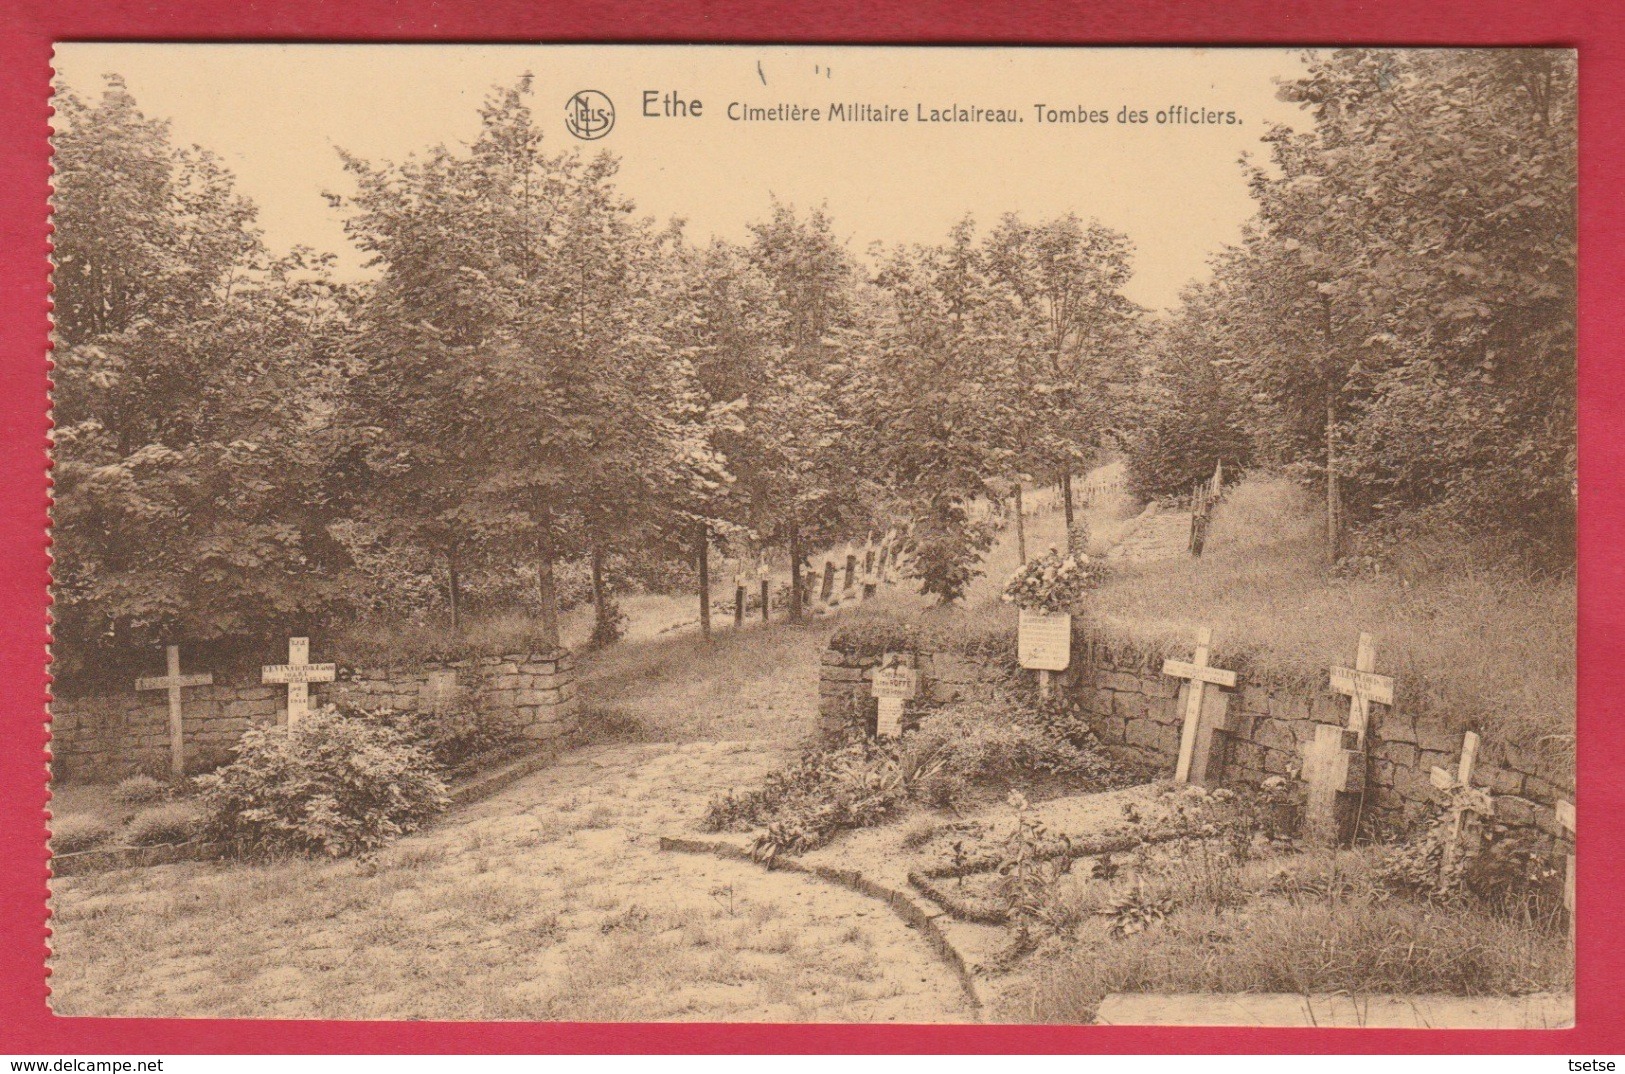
[[1001, 546, 1107, 614]]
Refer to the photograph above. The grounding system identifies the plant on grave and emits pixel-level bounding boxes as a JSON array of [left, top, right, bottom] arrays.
[[903, 693, 1126, 806], [1098, 881, 1177, 938], [994, 791, 1081, 935], [112, 773, 169, 805], [195, 704, 449, 858], [1001, 545, 1107, 614], [703, 736, 910, 861], [1374, 779, 1563, 920], [364, 699, 527, 775], [50, 812, 117, 855], [124, 800, 205, 847]]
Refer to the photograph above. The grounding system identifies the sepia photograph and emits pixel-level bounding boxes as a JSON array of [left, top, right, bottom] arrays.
[[44, 44, 1577, 1027]]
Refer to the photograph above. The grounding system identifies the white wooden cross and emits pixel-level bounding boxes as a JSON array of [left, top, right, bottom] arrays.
[[1162, 627, 1238, 783], [262, 637, 336, 727], [1329, 631, 1394, 746], [136, 645, 213, 780], [1556, 798, 1575, 946], [1429, 731, 1494, 891]]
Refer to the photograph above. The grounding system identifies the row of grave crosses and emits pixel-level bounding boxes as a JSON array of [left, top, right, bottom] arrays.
[[1160, 626, 1575, 929], [132, 637, 335, 779], [726, 531, 901, 627]]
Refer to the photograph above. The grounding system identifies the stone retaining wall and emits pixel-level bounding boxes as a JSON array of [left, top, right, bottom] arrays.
[[51, 652, 578, 783], [821, 636, 1573, 852]]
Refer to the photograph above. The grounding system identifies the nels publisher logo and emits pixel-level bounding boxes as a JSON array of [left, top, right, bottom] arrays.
[[565, 90, 615, 140]]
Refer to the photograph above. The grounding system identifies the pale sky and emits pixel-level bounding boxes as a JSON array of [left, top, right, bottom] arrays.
[[54, 44, 1312, 309]]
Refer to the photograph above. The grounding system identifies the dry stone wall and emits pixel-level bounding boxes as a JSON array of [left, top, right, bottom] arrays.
[[821, 633, 1573, 853], [51, 652, 577, 783]]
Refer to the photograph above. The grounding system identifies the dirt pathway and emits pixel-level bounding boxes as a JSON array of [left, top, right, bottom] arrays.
[[50, 615, 972, 1023]]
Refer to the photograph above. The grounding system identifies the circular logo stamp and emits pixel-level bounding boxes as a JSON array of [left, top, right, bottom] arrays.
[[565, 90, 615, 140]]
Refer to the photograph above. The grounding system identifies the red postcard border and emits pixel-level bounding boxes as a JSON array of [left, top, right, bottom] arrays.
[[2, 0, 1619, 1055]]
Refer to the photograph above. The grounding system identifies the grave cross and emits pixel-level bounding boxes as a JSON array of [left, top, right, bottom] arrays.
[[1162, 627, 1238, 784], [1429, 731, 1494, 892], [135, 645, 213, 780], [1329, 632, 1394, 745], [261, 637, 336, 727], [1556, 799, 1576, 946]]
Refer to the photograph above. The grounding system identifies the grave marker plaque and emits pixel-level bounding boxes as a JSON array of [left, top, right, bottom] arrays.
[[1018, 608, 1072, 699], [871, 655, 919, 738], [1017, 609, 1072, 672]]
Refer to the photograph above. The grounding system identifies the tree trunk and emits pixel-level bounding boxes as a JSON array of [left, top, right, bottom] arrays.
[[1326, 395, 1343, 564], [696, 523, 712, 638], [788, 520, 804, 623], [1061, 472, 1076, 540], [535, 531, 561, 650], [447, 552, 462, 632], [1014, 484, 1028, 565], [1321, 290, 1343, 565], [589, 540, 612, 646]]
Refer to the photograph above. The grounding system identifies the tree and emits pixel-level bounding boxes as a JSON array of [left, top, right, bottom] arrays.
[[52, 77, 353, 678], [1203, 49, 1576, 562], [984, 212, 1142, 542], [740, 201, 875, 619], [1124, 287, 1253, 502], [868, 218, 1007, 603], [339, 78, 729, 647]]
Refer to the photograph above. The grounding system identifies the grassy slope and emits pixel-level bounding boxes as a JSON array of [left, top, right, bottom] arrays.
[[857, 472, 1574, 752]]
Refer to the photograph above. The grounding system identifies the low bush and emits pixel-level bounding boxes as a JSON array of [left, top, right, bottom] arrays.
[[124, 801, 204, 846], [51, 812, 116, 855], [1378, 792, 1567, 919], [112, 774, 168, 805], [195, 704, 449, 858], [905, 695, 1125, 806], [365, 702, 526, 774], [705, 693, 1128, 858], [704, 737, 908, 860]]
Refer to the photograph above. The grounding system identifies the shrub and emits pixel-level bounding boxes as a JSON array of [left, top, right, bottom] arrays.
[[112, 773, 168, 804], [195, 704, 449, 858], [1378, 792, 1566, 920], [124, 801, 204, 846], [703, 737, 908, 860], [905, 694, 1124, 806], [51, 812, 115, 855], [705, 693, 1127, 857], [365, 702, 525, 774]]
